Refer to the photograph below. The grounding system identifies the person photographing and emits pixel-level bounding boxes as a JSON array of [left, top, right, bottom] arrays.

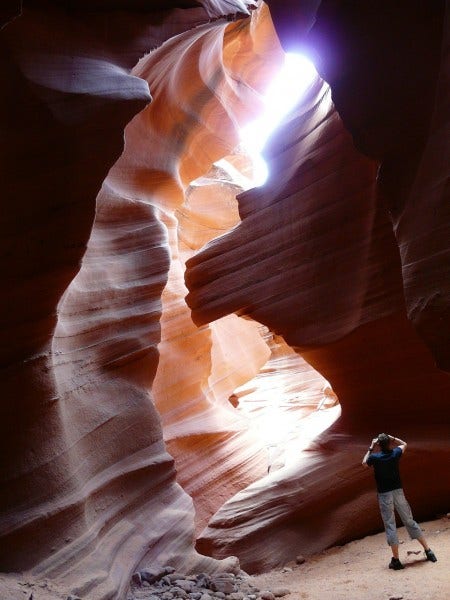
[[362, 433, 437, 570]]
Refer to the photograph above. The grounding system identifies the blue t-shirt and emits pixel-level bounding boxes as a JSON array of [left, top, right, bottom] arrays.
[[367, 447, 403, 493]]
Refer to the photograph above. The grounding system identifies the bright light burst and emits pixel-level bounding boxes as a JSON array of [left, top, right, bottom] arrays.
[[240, 53, 318, 186]]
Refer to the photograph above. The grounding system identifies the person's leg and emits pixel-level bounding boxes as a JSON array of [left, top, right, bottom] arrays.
[[417, 536, 430, 550], [391, 543, 400, 559], [392, 488, 422, 539], [393, 489, 437, 562], [378, 492, 404, 568], [378, 491, 399, 548]]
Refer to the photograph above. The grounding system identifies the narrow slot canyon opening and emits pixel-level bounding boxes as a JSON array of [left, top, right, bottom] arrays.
[[3, 2, 449, 597], [229, 329, 340, 475], [152, 51, 340, 547]]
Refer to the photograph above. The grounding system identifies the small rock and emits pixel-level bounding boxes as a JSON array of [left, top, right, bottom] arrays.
[[272, 589, 291, 598], [210, 575, 237, 594], [196, 573, 211, 588], [281, 567, 292, 573], [162, 593, 174, 600], [67, 596, 82, 600], [175, 580, 194, 592], [388, 596, 403, 600], [212, 573, 236, 581], [406, 550, 421, 556], [140, 567, 166, 584], [190, 593, 202, 600], [295, 555, 306, 565], [131, 572, 142, 585], [200, 595, 212, 600], [166, 573, 189, 584], [248, 595, 257, 600], [214, 593, 226, 599], [260, 592, 275, 600], [229, 593, 244, 600], [241, 585, 259, 596], [164, 566, 177, 575]]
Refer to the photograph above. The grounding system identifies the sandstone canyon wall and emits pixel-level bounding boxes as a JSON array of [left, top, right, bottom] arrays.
[[1, 2, 284, 598], [1, 1, 449, 599], [186, 0, 450, 571]]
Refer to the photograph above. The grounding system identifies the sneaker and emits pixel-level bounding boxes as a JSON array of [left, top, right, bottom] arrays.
[[389, 557, 405, 570], [425, 549, 437, 562]]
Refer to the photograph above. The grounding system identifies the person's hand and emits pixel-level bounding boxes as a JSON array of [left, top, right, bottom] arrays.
[[366, 438, 378, 453]]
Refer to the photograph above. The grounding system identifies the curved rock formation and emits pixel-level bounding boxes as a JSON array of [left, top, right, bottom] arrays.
[[185, 0, 450, 572], [1, 0, 449, 597], [305, 0, 450, 369], [1, 2, 287, 598], [153, 162, 271, 535], [186, 76, 402, 343]]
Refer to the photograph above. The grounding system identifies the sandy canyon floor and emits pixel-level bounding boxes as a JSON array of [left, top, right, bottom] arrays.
[[0, 517, 448, 600], [251, 517, 449, 600]]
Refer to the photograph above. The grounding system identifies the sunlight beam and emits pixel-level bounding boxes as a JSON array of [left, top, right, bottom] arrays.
[[240, 53, 318, 186]]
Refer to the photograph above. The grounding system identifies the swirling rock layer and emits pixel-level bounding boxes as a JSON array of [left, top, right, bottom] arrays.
[[1, 0, 449, 597], [186, 0, 450, 572], [1, 2, 285, 598]]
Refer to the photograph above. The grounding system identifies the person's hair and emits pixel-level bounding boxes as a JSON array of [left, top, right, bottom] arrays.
[[377, 433, 390, 452]]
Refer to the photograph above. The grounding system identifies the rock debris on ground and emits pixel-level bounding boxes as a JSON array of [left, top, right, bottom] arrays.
[[127, 567, 291, 600], [1, 518, 448, 600]]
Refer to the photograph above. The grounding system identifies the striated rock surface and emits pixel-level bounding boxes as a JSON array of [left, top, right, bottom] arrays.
[[153, 161, 271, 535], [186, 0, 450, 572], [196, 316, 450, 572], [1, 0, 449, 597], [186, 75, 405, 343], [306, 0, 450, 368], [1, 2, 288, 598]]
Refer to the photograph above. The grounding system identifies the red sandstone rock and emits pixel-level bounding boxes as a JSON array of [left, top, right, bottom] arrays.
[[1, 2, 283, 597], [306, 0, 450, 368], [186, 0, 450, 572], [1, 1, 449, 598]]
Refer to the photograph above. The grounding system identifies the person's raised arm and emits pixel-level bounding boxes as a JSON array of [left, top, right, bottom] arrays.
[[389, 434, 407, 454], [362, 437, 379, 467]]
